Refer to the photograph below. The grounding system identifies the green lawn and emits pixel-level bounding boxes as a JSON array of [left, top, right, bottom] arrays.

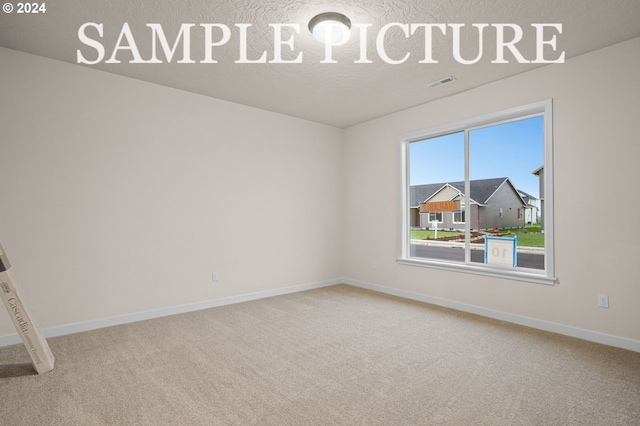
[[501, 226, 544, 247], [411, 225, 544, 247], [410, 230, 464, 240], [502, 225, 542, 233]]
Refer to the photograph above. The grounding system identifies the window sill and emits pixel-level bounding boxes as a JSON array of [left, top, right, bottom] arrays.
[[397, 257, 557, 286]]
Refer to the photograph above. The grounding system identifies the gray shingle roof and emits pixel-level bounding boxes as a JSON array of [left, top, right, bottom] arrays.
[[517, 189, 539, 207], [410, 177, 510, 206]]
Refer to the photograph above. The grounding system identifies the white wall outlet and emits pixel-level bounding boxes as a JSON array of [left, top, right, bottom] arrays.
[[597, 294, 609, 308], [371, 261, 377, 270], [212, 272, 219, 282]]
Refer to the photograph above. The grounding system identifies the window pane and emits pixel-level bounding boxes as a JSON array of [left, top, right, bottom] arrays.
[[409, 132, 465, 262], [469, 116, 544, 270], [400, 101, 554, 283]]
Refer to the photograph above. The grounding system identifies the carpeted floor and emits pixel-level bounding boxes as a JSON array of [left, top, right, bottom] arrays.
[[1, 284, 639, 425]]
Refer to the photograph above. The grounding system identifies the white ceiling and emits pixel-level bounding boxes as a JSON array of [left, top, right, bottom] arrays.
[[1, 0, 639, 128]]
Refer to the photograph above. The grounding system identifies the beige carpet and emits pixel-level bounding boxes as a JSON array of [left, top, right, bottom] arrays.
[[1, 284, 639, 425]]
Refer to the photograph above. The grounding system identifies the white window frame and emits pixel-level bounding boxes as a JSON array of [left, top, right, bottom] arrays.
[[452, 209, 465, 224], [398, 100, 556, 285], [428, 212, 443, 223]]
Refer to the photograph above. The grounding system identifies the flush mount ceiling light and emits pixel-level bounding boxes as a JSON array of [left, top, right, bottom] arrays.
[[427, 75, 457, 88], [308, 12, 352, 44]]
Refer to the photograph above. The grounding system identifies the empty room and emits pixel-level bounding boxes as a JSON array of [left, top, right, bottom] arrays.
[[1, 0, 640, 424]]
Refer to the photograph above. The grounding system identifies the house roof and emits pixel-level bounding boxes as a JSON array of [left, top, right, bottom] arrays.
[[410, 177, 518, 207], [517, 189, 539, 208], [517, 189, 538, 200]]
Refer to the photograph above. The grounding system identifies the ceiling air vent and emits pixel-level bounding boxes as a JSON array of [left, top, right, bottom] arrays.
[[427, 75, 456, 88]]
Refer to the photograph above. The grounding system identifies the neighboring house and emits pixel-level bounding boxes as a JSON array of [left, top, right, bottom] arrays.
[[517, 189, 539, 225], [532, 165, 545, 232], [410, 177, 527, 230]]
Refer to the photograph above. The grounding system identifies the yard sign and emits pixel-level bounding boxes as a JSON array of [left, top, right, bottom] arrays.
[[484, 236, 517, 267]]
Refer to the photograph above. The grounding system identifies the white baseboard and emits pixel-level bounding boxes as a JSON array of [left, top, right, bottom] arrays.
[[342, 278, 640, 353], [3, 277, 638, 353], [0, 278, 341, 347]]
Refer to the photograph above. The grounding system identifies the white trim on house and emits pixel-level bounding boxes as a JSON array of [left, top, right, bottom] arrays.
[[452, 209, 465, 224], [484, 178, 527, 207], [427, 212, 443, 223]]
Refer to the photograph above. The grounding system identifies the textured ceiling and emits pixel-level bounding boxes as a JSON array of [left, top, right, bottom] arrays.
[[1, 0, 639, 128]]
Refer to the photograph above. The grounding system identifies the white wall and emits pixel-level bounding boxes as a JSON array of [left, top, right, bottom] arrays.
[[2, 38, 639, 349], [342, 37, 640, 344], [0, 47, 344, 337]]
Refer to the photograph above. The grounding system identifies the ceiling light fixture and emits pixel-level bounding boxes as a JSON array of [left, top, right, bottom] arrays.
[[427, 75, 457, 88], [308, 12, 352, 44]]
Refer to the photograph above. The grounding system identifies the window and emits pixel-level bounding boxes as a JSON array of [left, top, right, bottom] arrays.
[[429, 212, 443, 223], [453, 210, 465, 224], [399, 100, 555, 284]]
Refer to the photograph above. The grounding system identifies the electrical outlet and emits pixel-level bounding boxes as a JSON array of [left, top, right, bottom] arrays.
[[597, 294, 609, 308], [212, 272, 219, 282], [371, 261, 377, 270]]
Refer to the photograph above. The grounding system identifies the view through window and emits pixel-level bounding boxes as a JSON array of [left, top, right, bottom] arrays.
[[400, 101, 554, 284]]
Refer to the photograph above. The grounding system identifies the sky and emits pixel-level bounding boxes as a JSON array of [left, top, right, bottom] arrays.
[[409, 115, 544, 198]]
